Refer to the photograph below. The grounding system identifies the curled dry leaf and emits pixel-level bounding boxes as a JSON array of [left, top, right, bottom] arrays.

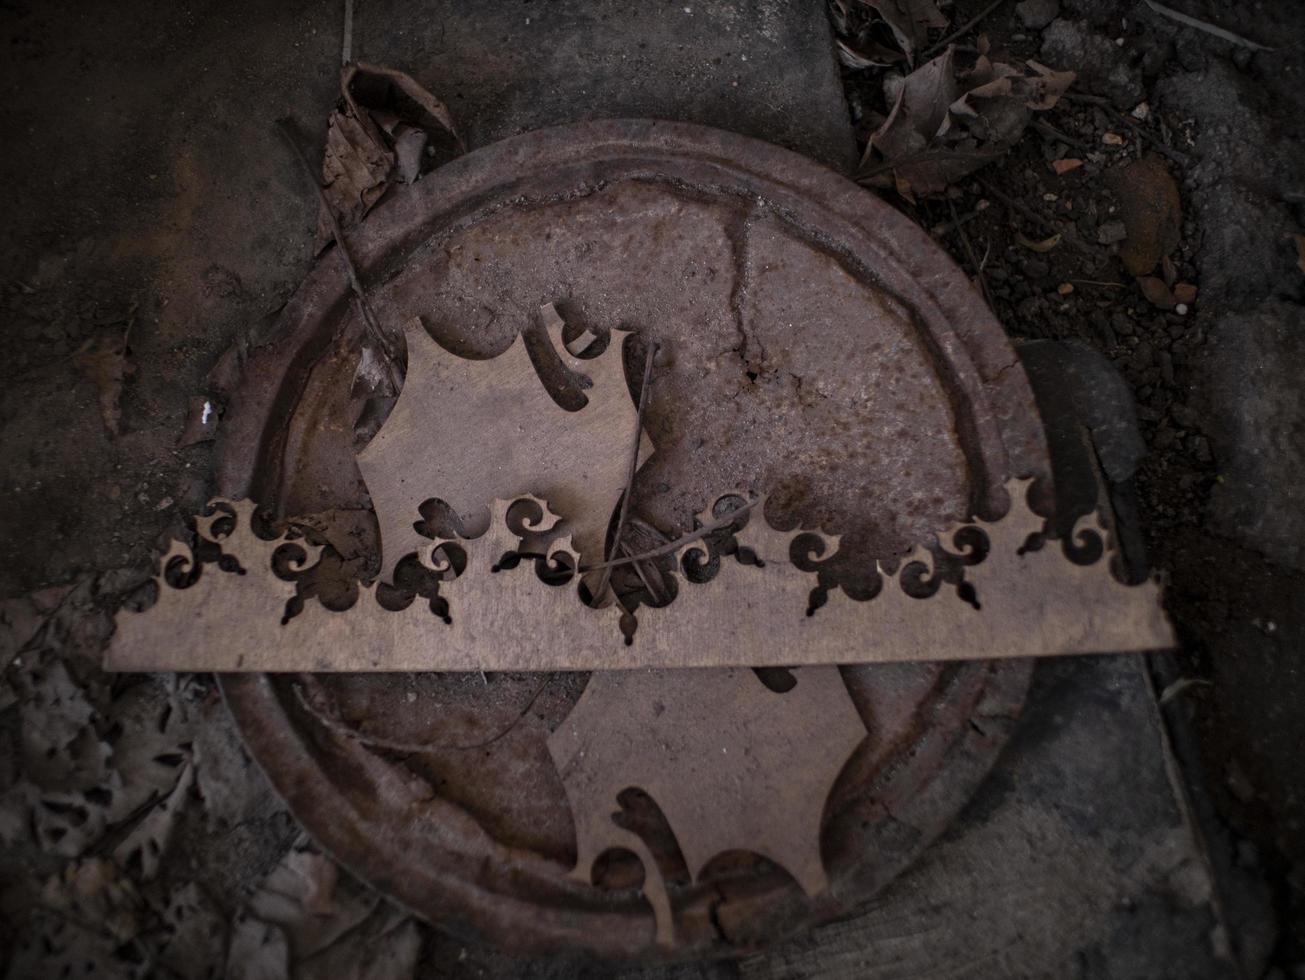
[[862, 46, 1075, 195], [1017, 231, 1062, 252], [1106, 155, 1182, 276], [1138, 276, 1178, 310], [226, 840, 421, 980], [314, 62, 463, 253]]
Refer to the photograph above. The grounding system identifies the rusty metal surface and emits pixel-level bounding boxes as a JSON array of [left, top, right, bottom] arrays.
[[216, 120, 1049, 960]]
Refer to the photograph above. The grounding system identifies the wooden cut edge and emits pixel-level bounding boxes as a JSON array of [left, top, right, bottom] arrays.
[[105, 479, 1175, 672]]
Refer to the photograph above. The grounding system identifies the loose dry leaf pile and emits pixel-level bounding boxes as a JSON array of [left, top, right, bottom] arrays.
[[864, 43, 1075, 196], [830, 1, 1076, 197], [0, 578, 418, 978]]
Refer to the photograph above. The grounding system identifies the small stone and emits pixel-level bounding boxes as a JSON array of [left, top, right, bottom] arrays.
[[1022, 259, 1050, 280], [1057, 282, 1074, 296], [1102, 132, 1126, 146], [1174, 282, 1198, 304], [1015, 0, 1059, 30], [1097, 220, 1128, 245], [1130, 102, 1150, 120], [1129, 340, 1154, 372]]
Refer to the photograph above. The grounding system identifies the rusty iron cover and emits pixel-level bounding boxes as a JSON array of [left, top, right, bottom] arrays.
[[216, 120, 1049, 960]]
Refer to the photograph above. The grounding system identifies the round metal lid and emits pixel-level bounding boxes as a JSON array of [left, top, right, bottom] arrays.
[[217, 119, 1047, 961]]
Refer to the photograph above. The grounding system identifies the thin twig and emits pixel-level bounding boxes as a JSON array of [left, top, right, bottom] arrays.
[[1031, 118, 1094, 154], [1142, 0, 1273, 52], [274, 118, 401, 392], [1061, 93, 1194, 166], [592, 340, 658, 602], [341, 0, 354, 65], [935, 208, 983, 236], [857, 147, 1003, 184], [949, 198, 992, 308], [923, 0, 1009, 59], [1117, 116, 1193, 166], [294, 678, 550, 753], [580, 499, 758, 573], [978, 177, 1093, 254], [619, 539, 666, 605]]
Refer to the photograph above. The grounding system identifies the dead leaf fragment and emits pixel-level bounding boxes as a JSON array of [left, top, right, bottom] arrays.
[[227, 840, 421, 979], [156, 883, 229, 979], [74, 330, 134, 436], [1138, 276, 1178, 309], [113, 758, 195, 880], [1107, 155, 1182, 276], [0, 585, 73, 670], [862, 0, 949, 64], [1051, 157, 1083, 175], [314, 63, 462, 252], [1173, 282, 1198, 304], [863, 46, 1076, 194], [1017, 231, 1062, 252]]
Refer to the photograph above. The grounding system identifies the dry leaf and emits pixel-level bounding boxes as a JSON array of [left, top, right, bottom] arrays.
[[863, 47, 1075, 194], [74, 329, 134, 436], [1138, 276, 1178, 309], [861, 0, 949, 64], [314, 63, 462, 253], [1173, 282, 1198, 304], [40, 857, 144, 943], [156, 882, 229, 980], [1017, 231, 1062, 252], [1051, 157, 1083, 175], [1107, 155, 1182, 276], [227, 916, 291, 980], [227, 841, 421, 980], [837, 36, 906, 69], [0, 584, 73, 676], [113, 758, 195, 880]]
